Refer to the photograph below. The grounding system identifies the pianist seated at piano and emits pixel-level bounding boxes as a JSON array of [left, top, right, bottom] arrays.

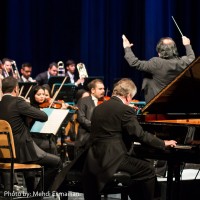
[[122, 34, 195, 103], [82, 78, 177, 200]]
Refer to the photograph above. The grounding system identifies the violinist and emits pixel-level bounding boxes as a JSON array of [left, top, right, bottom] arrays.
[[29, 85, 59, 155], [76, 79, 105, 155], [30, 84, 67, 110]]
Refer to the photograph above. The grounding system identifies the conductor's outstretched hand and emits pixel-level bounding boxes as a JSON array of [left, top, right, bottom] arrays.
[[122, 34, 133, 48]]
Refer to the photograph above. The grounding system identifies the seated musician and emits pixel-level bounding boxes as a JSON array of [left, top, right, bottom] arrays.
[[65, 59, 85, 87], [29, 85, 64, 155], [1, 58, 15, 78], [35, 62, 58, 85], [76, 79, 105, 155], [82, 78, 177, 200], [0, 77, 62, 193], [19, 62, 36, 83]]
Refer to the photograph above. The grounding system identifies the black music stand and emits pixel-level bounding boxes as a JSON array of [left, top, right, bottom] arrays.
[[51, 83, 77, 103], [83, 76, 104, 91], [18, 82, 37, 98], [48, 76, 70, 90]]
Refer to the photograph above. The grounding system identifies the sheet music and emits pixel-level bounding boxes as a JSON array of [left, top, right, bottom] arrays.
[[30, 108, 69, 135]]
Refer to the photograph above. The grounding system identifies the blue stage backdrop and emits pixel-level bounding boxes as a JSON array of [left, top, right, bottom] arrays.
[[0, 0, 199, 100]]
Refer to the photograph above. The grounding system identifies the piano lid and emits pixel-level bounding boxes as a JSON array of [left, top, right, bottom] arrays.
[[142, 57, 200, 114]]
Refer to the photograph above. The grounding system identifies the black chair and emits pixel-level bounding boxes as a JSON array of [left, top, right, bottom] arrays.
[[59, 169, 131, 200]]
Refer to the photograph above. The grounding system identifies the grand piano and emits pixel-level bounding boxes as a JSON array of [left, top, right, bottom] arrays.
[[134, 56, 200, 200]]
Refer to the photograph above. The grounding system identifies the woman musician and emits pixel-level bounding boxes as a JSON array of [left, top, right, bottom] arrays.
[[28, 85, 78, 155]]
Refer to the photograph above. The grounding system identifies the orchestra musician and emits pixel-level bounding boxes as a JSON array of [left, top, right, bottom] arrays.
[[74, 88, 90, 104], [35, 62, 58, 85], [76, 79, 105, 155], [122, 34, 195, 103], [65, 59, 85, 87], [82, 78, 177, 200], [19, 62, 36, 82], [29, 85, 69, 155], [0, 77, 62, 193], [1, 58, 15, 78]]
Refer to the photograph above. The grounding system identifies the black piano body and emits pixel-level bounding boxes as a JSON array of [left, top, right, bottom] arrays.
[[136, 57, 200, 200]]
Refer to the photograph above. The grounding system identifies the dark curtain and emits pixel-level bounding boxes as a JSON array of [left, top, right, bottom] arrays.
[[0, 0, 200, 100]]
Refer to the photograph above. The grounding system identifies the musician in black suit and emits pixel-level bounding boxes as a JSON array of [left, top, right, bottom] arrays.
[[1, 58, 14, 78], [0, 76, 62, 192], [83, 78, 177, 200], [122, 35, 195, 103], [35, 62, 58, 85], [19, 62, 35, 82], [76, 79, 105, 154], [65, 59, 85, 87]]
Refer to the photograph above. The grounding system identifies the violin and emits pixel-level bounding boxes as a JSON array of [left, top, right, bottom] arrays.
[[39, 98, 78, 110], [97, 87, 111, 105], [98, 96, 110, 105]]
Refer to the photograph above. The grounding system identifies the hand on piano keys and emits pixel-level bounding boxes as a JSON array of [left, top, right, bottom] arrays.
[[164, 140, 177, 148]]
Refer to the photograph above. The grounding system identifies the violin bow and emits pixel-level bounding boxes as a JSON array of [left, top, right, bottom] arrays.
[[171, 16, 183, 37], [24, 85, 33, 99], [19, 85, 24, 97], [49, 76, 68, 108]]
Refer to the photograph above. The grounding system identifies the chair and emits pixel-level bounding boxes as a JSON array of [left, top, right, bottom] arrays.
[[56, 150, 131, 200], [0, 120, 44, 199], [60, 169, 130, 200], [57, 112, 79, 162]]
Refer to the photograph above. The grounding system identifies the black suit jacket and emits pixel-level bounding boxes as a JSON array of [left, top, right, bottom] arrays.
[[0, 95, 48, 163], [66, 71, 79, 84], [83, 96, 165, 192], [35, 71, 49, 85], [76, 96, 95, 146]]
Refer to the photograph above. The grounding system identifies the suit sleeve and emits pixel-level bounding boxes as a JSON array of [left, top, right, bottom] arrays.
[[77, 99, 92, 131], [17, 97, 48, 122], [124, 47, 158, 73], [122, 107, 165, 150]]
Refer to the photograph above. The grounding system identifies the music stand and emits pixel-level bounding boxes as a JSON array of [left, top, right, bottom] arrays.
[[83, 76, 104, 91], [18, 82, 37, 98], [51, 83, 77, 103], [48, 76, 70, 90]]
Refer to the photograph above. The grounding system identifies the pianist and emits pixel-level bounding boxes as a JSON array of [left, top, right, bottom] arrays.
[[82, 78, 177, 200], [122, 34, 195, 103]]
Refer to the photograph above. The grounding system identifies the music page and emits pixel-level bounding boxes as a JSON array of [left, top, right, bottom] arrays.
[[30, 108, 69, 135]]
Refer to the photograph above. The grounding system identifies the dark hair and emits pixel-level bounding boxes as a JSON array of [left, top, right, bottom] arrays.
[[29, 85, 45, 108], [156, 37, 178, 59], [21, 62, 32, 69], [42, 84, 51, 97], [75, 89, 90, 103], [87, 79, 103, 91], [66, 59, 75, 67], [49, 62, 58, 69], [2, 76, 18, 93], [2, 58, 12, 64]]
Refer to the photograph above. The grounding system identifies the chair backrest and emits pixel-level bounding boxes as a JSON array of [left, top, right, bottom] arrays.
[[65, 113, 79, 141], [0, 120, 16, 159]]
